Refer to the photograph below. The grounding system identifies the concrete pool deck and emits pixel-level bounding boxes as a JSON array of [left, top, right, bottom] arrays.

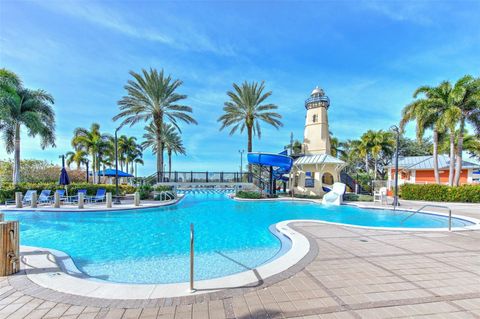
[[1, 200, 480, 318]]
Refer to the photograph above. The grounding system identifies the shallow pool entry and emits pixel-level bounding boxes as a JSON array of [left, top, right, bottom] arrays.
[[2, 191, 474, 284]]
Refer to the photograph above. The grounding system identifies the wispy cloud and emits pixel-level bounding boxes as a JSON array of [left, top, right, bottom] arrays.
[[32, 0, 236, 56], [362, 0, 434, 25]]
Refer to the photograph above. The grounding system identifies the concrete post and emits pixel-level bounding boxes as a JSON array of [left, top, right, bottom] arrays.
[[106, 192, 112, 208], [78, 193, 84, 209], [15, 192, 22, 208], [134, 192, 140, 206], [31, 192, 37, 208], [54, 192, 60, 208]]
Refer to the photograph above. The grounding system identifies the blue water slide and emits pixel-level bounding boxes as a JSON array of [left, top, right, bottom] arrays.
[[247, 152, 293, 181]]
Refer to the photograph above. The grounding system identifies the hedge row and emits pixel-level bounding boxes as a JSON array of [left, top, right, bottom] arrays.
[[400, 184, 480, 203], [343, 194, 373, 202], [0, 182, 136, 203], [236, 191, 262, 199]]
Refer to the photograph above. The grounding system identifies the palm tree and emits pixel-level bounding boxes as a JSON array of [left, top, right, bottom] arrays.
[[163, 126, 186, 179], [113, 68, 197, 180], [400, 81, 459, 185], [117, 135, 129, 172], [452, 76, 480, 185], [218, 81, 282, 172], [72, 123, 111, 184], [65, 150, 88, 169], [330, 135, 340, 158], [123, 136, 143, 174], [142, 122, 185, 179], [368, 130, 394, 179], [0, 69, 56, 185], [354, 135, 371, 173]]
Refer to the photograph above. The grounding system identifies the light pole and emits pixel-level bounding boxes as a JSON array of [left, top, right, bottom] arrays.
[[390, 125, 400, 209], [239, 149, 245, 178], [114, 126, 121, 204]]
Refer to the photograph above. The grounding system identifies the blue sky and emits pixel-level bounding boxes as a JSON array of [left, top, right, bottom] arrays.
[[1, 0, 479, 174]]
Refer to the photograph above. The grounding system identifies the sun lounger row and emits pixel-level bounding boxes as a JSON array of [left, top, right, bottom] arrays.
[[4, 189, 107, 206]]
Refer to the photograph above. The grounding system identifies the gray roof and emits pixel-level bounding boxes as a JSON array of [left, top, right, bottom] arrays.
[[294, 154, 345, 166], [393, 155, 480, 170]]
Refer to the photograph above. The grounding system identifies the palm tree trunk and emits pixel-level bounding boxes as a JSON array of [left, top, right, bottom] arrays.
[[12, 123, 21, 185], [168, 150, 172, 180], [448, 130, 455, 186], [155, 118, 164, 182], [374, 158, 378, 180], [432, 128, 440, 184], [92, 154, 97, 184], [365, 154, 369, 173], [454, 118, 465, 186], [247, 125, 253, 173]]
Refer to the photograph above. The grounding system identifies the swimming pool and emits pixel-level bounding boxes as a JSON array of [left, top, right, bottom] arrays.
[[3, 191, 475, 284]]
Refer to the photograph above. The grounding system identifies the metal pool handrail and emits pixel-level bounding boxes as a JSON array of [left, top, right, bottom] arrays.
[[190, 223, 195, 292], [401, 204, 452, 231]]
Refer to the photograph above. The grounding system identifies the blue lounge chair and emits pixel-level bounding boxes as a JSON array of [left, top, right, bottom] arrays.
[[4, 190, 36, 205], [88, 188, 106, 203], [37, 190, 52, 204], [69, 189, 88, 203], [49, 189, 67, 203]]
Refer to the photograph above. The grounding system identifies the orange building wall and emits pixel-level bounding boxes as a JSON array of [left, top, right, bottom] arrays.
[[391, 169, 470, 184]]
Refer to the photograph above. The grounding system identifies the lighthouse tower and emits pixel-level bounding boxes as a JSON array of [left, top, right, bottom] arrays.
[[303, 86, 331, 155]]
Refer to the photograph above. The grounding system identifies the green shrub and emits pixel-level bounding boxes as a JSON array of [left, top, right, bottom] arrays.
[[293, 194, 322, 199], [400, 184, 480, 203], [343, 193, 373, 202], [138, 185, 153, 200], [0, 182, 136, 203], [153, 185, 173, 192], [236, 191, 262, 199]]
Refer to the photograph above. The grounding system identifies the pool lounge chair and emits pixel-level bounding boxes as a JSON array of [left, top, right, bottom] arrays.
[[37, 190, 52, 204], [88, 188, 106, 203], [68, 189, 88, 204], [49, 189, 68, 203], [4, 189, 36, 205]]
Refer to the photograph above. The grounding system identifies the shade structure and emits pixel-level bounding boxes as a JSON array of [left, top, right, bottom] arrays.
[[59, 167, 70, 186], [91, 168, 133, 177]]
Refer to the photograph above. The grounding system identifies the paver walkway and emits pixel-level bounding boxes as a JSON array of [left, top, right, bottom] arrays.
[[1, 210, 480, 318]]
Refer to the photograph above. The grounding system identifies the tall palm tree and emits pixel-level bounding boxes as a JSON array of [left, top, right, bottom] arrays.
[[452, 76, 480, 185], [72, 123, 111, 184], [0, 69, 56, 185], [400, 82, 458, 184], [218, 81, 282, 172], [65, 150, 88, 169], [142, 122, 185, 179], [113, 68, 197, 179]]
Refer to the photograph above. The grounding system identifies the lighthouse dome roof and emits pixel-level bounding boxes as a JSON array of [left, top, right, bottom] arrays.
[[311, 86, 324, 96]]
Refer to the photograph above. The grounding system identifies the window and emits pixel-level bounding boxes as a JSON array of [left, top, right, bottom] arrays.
[[305, 171, 315, 188], [312, 114, 318, 123], [322, 172, 334, 185]]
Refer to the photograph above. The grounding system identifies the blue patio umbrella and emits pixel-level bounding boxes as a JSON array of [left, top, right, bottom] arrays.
[[59, 155, 70, 196], [90, 168, 133, 177], [59, 167, 70, 185]]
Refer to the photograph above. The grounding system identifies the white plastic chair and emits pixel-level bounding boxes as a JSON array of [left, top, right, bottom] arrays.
[[373, 187, 387, 205]]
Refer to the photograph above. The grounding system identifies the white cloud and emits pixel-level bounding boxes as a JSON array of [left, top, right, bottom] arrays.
[[32, 0, 236, 56], [362, 0, 433, 25]]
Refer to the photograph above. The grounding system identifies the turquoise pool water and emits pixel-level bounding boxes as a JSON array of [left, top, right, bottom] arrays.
[[3, 191, 474, 284]]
